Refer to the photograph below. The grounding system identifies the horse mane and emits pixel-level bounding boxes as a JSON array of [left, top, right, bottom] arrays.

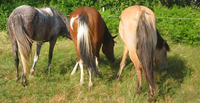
[[48, 7, 70, 37], [103, 20, 113, 43], [52, 8, 67, 18], [156, 29, 170, 51]]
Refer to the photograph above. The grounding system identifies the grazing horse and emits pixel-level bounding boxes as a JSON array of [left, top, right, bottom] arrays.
[[116, 6, 170, 96], [7, 5, 70, 86], [69, 6, 116, 87]]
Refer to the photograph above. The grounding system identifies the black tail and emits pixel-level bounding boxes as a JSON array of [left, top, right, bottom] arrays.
[[77, 14, 101, 76], [137, 11, 155, 93]]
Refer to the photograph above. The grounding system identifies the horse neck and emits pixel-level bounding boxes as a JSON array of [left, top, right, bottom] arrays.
[[52, 8, 68, 24], [53, 9, 70, 37], [103, 25, 112, 44]]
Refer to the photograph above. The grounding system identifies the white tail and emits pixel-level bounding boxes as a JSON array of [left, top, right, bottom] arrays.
[[77, 15, 100, 76]]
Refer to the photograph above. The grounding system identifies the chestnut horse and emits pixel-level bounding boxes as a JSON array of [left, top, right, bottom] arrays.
[[7, 5, 70, 86], [116, 6, 170, 96], [69, 6, 116, 87]]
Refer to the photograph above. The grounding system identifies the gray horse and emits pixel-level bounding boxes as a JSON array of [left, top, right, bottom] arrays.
[[7, 5, 70, 86]]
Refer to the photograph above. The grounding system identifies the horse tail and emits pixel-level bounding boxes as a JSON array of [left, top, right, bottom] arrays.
[[137, 10, 155, 93], [12, 14, 33, 73], [77, 14, 100, 76]]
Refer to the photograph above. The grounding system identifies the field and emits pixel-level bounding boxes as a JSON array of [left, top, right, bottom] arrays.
[[0, 29, 200, 102]]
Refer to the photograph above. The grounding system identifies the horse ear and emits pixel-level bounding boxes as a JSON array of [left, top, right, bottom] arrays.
[[164, 38, 170, 51], [112, 35, 117, 43], [112, 35, 118, 39]]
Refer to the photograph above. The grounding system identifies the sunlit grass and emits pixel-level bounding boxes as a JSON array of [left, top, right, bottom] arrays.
[[0, 31, 199, 102]]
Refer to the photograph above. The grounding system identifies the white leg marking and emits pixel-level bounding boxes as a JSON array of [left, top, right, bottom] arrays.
[[88, 68, 93, 88], [30, 55, 38, 74], [71, 62, 79, 75], [30, 44, 42, 77], [95, 56, 98, 67]]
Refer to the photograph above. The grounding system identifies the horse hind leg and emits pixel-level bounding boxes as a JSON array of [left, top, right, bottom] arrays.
[[88, 68, 93, 88], [116, 45, 128, 80], [129, 49, 142, 94], [71, 58, 79, 75], [95, 56, 99, 68], [30, 43, 43, 77], [149, 84, 155, 97], [21, 67, 27, 86], [147, 70, 155, 97], [12, 40, 20, 81], [21, 43, 32, 87], [94, 56, 102, 77], [46, 37, 57, 72], [79, 60, 84, 85], [8, 28, 20, 81]]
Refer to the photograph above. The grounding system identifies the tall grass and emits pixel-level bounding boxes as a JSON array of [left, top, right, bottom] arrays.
[[0, 30, 199, 102]]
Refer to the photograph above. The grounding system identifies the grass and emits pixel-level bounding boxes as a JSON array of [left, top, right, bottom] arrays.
[[0, 30, 200, 103]]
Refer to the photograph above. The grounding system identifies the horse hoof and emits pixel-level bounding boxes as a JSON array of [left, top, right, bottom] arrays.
[[47, 68, 51, 71], [134, 91, 141, 98], [97, 72, 102, 77], [148, 96, 156, 102], [88, 83, 93, 88], [134, 91, 140, 97], [71, 71, 75, 76], [30, 70, 34, 76], [21, 80, 27, 87], [16, 77, 20, 82], [45, 68, 51, 74], [29, 75, 34, 78], [80, 81, 84, 85], [134, 87, 142, 97], [22, 83, 26, 87], [22, 75, 28, 87], [116, 74, 120, 81]]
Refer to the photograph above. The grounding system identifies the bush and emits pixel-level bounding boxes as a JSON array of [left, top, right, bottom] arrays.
[[154, 4, 200, 45]]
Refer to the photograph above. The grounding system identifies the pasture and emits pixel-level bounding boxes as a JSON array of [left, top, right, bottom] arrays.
[[0, 29, 200, 102]]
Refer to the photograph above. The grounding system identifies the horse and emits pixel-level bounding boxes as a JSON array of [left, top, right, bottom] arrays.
[[116, 6, 170, 97], [69, 6, 116, 87], [7, 5, 70, 86]]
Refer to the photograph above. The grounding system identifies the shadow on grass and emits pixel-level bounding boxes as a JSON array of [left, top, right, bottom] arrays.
[[155, 54, 193, 99], [98, 55, 133, 82], [59, 58, 77, 75], [99, 53, 192, 100]]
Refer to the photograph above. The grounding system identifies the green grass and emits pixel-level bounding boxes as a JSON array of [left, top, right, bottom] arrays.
[[0, 31, 200, 103]]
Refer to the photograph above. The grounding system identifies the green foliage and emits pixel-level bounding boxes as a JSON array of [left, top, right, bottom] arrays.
[[0, 0, 199, 45], [154, 4, 200, 45]]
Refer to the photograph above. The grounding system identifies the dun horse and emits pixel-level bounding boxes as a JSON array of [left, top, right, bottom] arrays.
[[116, 6, 170, 96], [69, 6, 116, 87], [7, 5, 70, 86]]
